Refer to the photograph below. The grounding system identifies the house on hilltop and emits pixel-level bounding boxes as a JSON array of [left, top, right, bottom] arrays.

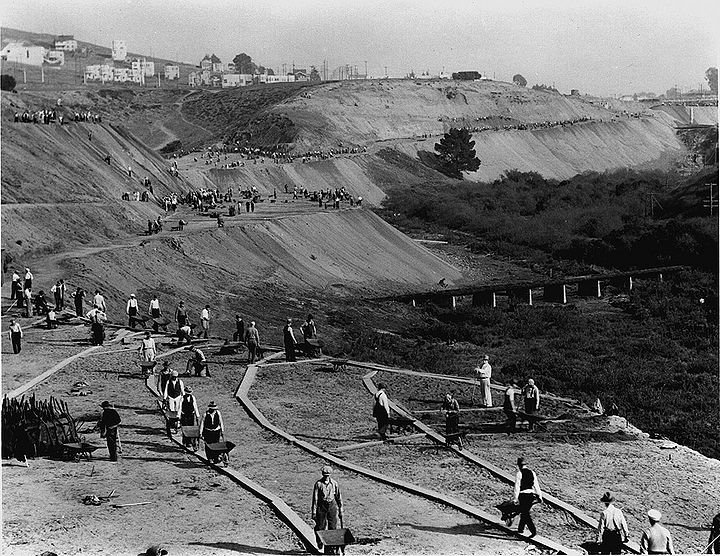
[[200, 54, 222, 72], [112, 40, 126, 61], [45, 50, 65, 65], [0, 42, 46, 66], [164, 64, 180, 80], [54, 35, 77, 51]]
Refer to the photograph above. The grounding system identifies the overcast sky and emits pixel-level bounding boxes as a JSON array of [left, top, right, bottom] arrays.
[[1, 0, 717, 96]]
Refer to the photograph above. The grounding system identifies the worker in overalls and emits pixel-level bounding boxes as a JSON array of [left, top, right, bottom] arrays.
[[312, 465, 344, 551]]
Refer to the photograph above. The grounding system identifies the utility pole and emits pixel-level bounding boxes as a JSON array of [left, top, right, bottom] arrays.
[[703, 183, 718, 215], [364, 60, 367, 79]]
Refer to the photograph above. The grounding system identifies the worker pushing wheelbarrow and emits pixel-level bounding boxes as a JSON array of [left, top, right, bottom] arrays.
[[179, 387, 201, 451], [200, 401, 234, 465]]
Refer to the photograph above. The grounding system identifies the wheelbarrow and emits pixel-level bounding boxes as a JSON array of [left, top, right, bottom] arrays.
[[149, 316, 171, 333], [205, 440, 236, 466], [496, 496, 541, 527], [316, 526, 355, 555], [387, 417, 415, 435], [181, 425, 201, 451], [62, 442, 101, 462], [139, 360, 157, 377]]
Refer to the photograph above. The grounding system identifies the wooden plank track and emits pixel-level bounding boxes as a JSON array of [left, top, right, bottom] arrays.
[[359, 367, 641, 554], [236, 362, 580, 555], [346, 360, 580, 404], [143, 363, 320, 554]]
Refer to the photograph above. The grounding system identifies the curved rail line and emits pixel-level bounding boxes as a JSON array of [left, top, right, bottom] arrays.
[[357, 363, 641, 554], [143, 354, 321, 555], [237, 360, 579, 555], [5, 328, 140, 399]]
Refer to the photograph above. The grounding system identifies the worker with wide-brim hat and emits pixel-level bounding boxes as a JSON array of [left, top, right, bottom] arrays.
[[199, 401, 224, 463], [98, 400, 122, 461], [597, 491, 629, 554]]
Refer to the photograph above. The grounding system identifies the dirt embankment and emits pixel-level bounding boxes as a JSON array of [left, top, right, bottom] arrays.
[[397, 117, 684, 181], [1, 94, 192, 259], [68, 209, 463, 313], [210, 78, 686, 182]]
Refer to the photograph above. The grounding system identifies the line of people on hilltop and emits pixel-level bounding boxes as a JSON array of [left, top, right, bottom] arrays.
[[13, 108, 103, 126]]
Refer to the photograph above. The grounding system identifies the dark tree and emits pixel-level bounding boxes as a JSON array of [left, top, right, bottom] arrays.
[[232, 53, 257, 74], [512, 74, 527, 87], [309, 66, 321, 81], [706, 67, 718, 95], [434, 128, 481, 179], [1, 74, 16, 91]]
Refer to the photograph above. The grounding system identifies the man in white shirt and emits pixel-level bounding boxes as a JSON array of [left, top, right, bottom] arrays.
[[474, 354, 493, 407], [513, 457, 543, 537], [200, 305, 210, 338], [597, 491, 629, 554], [126, 293, 139, 328], [23, 267, 33, 290], [149, 295, 162, 332], [93, 290, 106, 313], [11, 270, 22, 303]]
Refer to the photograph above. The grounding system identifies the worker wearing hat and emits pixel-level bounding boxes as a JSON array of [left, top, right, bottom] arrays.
[[597, 491, 629, 554], [283, 318, 297, 362], [98, 401, 122, 461], [163, 370, 184, 435], [126, 293, 139, 328], [474, 354, 493, 407], [640, 509, 675, 554], [199, 401, 224, 463], [156, 360, 174, 395], [311, 465, 344, 541], [179, 386, 200, 449], [513, 457, 543, 537], [522, 378, 541, 431]]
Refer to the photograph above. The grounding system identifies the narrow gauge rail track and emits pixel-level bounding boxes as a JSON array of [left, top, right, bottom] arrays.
[[238, 359, 580, 555], [354, 361, 641, 554]]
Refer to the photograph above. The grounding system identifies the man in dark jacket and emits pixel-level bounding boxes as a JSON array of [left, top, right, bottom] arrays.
[[98, 401, 122, 461]]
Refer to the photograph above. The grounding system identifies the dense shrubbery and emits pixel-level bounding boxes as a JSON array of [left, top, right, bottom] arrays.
[[1, 74, 17, 91], [159, 140, 182, 154], [340, 271, 718, 457], [379, 168, 718, 271], [370, 168, 719, 458]]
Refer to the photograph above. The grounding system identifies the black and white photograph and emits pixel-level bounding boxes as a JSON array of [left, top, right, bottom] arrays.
[[1, 1, 718, 554]]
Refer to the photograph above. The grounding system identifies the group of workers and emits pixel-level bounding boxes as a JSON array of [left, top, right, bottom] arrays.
[[6, 271, 716, 554]]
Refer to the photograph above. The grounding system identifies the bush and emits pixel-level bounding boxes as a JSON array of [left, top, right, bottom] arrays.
[[1, 74, 17, 91]]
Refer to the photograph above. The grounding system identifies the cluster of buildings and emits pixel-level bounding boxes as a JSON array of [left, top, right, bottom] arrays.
[[189, 53, 306, 88], [0, 35, 77, 67], [83, 39, 180, 84]]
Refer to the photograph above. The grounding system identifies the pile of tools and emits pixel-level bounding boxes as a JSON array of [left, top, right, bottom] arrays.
[[1, 394, 79, 460]]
